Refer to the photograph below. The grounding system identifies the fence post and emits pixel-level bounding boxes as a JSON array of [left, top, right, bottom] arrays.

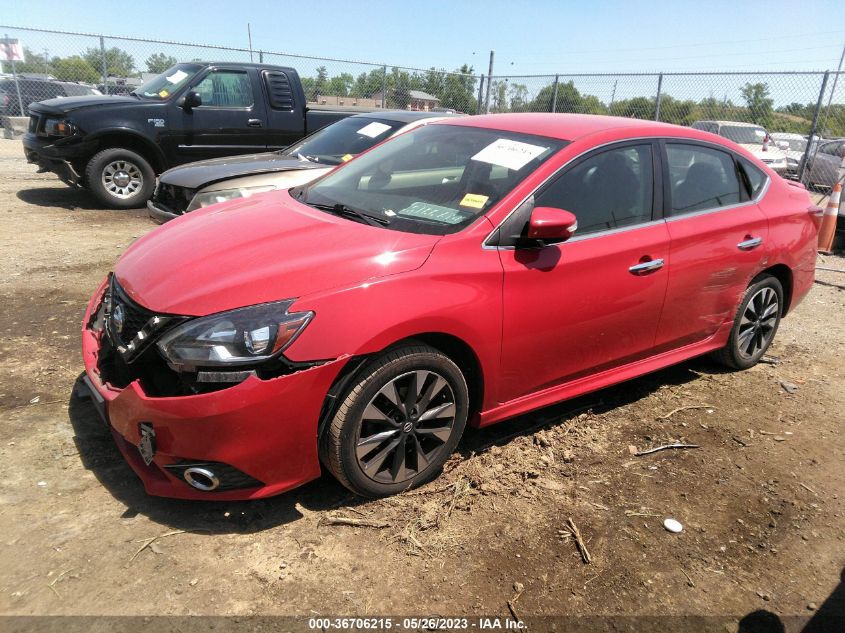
[[484, 50, 495, 114], [99, 35, 108, 93], [799, 70, 830, 184], [551, 74, 560, 113], [259, 50, 263, 63], [476, 74, 485, 115], [381, 65, 387, 108], [654, 73, 663, 122]]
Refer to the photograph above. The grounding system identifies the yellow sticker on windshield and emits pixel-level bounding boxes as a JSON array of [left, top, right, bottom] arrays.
[[459, 193, 489, 209], [158, 89, 169, 98], [341, 154, 354, 162]]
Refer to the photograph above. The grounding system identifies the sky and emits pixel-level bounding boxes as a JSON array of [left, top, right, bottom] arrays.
[[1, 0, 843, 75]]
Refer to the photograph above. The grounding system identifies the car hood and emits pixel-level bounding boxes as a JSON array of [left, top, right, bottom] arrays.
[[115, 190, 441, 316], [29, 94, 139, 114], [158, 152, 326, 189]]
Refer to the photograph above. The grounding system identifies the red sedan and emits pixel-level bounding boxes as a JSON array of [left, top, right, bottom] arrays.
[[81, 114, 819, 499]]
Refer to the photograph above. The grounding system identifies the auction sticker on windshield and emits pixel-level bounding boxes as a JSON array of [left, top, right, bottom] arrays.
[[472, 138, 549, 171], [398, 202, 469, 224], [459, 193, 489, 209], [357, 121, 392, 138], [166, 70, 189, 84]]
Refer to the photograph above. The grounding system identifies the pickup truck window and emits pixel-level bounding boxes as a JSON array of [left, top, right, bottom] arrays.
[[263, 71, 295, 110], [134, 63, 203, 100], [194, 70, 254, 108]]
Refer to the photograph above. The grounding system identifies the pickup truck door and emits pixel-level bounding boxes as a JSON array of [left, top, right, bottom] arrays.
[[259, 69, 312, 150], [167, 66, 269, 164]]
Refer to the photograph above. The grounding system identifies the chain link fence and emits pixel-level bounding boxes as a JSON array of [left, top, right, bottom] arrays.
[[1, 25, 843, 192]]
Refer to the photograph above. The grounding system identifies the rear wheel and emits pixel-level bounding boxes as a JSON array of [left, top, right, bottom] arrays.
[[85, 148, 155, 209], [713, 275, 783, 370], [321, 344, 468, 497]]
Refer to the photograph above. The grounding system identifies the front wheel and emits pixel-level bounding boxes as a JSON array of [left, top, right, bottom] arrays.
[[713, 275, 783, 370], [320, 344, 469, 497], [85, 148, 155, 209]]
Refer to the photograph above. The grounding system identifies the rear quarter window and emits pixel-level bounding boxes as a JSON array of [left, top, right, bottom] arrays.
[[738, 158, 767, 199]]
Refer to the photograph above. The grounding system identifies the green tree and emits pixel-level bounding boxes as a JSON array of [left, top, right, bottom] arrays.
[[313, 66, 328, 99], [508, 83, 529, 111], [82, 46, 135, 76], [609, 96, 655, 120], [490, 80, 508, 112], [440, 65, 477, 112], [12, 47, 53, 75], [740, 82, 774, 127], [325, 72, 354, 97], [145, 53, 177, 74], [52, 56, 100, 83]]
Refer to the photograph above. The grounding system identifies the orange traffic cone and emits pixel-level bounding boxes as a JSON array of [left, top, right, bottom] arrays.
[[818, 182, 841, 254]]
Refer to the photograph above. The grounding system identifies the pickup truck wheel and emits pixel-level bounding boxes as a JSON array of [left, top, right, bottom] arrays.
[[85, 148, 155, 209], [320, 344, 468, 498]]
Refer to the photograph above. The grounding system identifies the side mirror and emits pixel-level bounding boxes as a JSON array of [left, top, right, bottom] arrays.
[[526, 207, 578, 244], [179, 90, 202, 110]]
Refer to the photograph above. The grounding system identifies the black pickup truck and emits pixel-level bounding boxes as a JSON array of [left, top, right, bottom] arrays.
[[23, 62, 373, 208]]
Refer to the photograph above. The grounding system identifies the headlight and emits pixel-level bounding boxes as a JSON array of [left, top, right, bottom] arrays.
[[156, 300, 313, 371], [186, 185, 277, 211], [43, 118, 77, 137]]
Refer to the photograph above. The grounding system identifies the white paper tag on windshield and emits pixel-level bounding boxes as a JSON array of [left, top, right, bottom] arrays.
[[357, 121, 392, 138], [166, 70, 189, 85], [472, 138, 548, 171]]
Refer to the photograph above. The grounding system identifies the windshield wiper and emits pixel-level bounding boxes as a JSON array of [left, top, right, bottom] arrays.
[[306, 202, 389, 227]]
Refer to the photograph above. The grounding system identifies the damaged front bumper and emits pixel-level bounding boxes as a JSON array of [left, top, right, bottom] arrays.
[[80, 278, 347, 500]]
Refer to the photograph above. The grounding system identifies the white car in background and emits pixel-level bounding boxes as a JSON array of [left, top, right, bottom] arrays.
[[691, 120, 788, 174], [770, 132, 814, 178]]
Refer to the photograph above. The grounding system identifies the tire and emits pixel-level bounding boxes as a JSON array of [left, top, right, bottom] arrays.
[[712, 274, 783, 370], [85, 148, 155, 209], [320, 344, 469, 497]]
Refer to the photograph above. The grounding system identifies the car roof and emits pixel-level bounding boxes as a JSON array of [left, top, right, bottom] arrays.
[[348, 110, 462, 123], [770, 132, 805, 138], [434, 113, 687, 141], [707, 120, 765, 128]]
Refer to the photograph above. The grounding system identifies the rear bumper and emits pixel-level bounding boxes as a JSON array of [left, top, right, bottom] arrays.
[[81, 279, 347, 500]]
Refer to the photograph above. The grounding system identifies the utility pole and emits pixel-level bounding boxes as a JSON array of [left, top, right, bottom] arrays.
[[484, 50, 494, 114]]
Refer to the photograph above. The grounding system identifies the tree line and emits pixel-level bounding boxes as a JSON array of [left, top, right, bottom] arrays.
[[6, 44, 843, 136]]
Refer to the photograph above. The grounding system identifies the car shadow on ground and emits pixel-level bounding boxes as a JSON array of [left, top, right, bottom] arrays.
[[17, 186, 104, 211], [66, 356, 731, 535]]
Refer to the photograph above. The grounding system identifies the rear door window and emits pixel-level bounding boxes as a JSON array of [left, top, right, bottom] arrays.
[[665, 143, 742, 215]]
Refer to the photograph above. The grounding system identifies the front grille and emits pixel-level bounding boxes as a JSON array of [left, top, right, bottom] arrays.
[[152, 183, 194, 216], [108, 281, 159, 350]]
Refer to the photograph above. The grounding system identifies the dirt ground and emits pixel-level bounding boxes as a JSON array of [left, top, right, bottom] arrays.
[[0, 137, 843, 628]]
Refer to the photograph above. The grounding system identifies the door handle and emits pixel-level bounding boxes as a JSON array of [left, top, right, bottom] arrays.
[[628, 258, 664, 275], [737, 237, 763, 251], [247, 118, 263, 128]]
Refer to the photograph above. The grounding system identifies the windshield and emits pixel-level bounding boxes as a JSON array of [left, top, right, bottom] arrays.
[[134, 63, 203, 100], [283, 117, 407, 166], [720, 125, 768, 145], [294, 124, 565, 235]]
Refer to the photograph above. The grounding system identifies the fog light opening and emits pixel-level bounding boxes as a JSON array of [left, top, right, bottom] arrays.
[[183, 467, 220, 491]]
